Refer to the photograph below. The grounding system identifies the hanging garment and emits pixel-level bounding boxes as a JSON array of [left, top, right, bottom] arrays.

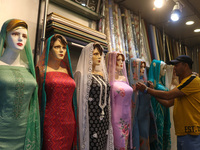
[[148, 59, 171, 150], [129, 58, 157, 150]]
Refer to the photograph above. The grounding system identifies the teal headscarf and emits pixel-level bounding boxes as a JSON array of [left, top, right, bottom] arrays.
[[148, 59, 171, 150], [0, 19, 40, 150], [37, 34, 79, 150]]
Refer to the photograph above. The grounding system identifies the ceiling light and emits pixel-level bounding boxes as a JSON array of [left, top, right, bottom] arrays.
[[154, 0, 164, 8], [194, 29, 200, 33], [185, 21, 194, 25], [170, 1, 182, 22]]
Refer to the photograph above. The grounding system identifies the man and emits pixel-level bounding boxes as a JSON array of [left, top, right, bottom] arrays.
[[136, 55, 200, 150]]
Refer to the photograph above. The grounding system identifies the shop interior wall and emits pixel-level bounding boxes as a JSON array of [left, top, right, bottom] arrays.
[[0, 0, 39, 53]]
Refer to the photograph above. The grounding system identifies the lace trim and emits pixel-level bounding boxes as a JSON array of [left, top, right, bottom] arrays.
[[92, 75, 107, 117], [11, 69, 25, 119], [82, 45, 93, 149]]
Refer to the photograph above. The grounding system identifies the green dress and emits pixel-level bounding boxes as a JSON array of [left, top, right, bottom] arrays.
[[0, 65, 37, 149]]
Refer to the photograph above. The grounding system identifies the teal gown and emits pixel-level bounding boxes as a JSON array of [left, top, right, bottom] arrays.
[[0, 65, 37, 149]]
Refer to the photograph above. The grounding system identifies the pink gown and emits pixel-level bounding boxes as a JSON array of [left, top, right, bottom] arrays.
[[111, 81, 133, 149]]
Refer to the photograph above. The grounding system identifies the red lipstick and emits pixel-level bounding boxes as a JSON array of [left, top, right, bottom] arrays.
[[17, 43, 23, 46]]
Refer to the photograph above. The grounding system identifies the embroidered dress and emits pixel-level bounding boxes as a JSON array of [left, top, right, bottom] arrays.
[[0, 66, 36, 149], [111, 81, 132, 149], [42, 72, 76, 149], [74, 43, 114, 150], [36, 34, 78, 150], [88, 74, 110, 149], [106, 52, 132, 150], [0, 19, 40, 150]]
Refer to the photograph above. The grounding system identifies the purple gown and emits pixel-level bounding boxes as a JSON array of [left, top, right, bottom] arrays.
[[111, 81, 133, 149]]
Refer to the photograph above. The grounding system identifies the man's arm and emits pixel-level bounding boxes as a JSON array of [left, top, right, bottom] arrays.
[[155, 98, 174, 107], [136, 81, 185, 100]]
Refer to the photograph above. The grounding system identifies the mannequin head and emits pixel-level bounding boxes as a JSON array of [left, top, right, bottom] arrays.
[[140, 61, 146, 77], [49, 34, 67, 61], [6, 28, 27, 51], [116, 53, 125, 72], [5, 19, 28, 51], [92, 43, 103, 67], [160, 61, 167, 77]]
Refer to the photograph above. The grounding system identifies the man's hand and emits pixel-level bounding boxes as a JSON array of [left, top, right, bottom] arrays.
[[136, 82, 147, 92], [147, 81, 154, 89]]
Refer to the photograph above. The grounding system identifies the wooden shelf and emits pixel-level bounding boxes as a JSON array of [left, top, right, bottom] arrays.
[[50, 0, 102, 20]]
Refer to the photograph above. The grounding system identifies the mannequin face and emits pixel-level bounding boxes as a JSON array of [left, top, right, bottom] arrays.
[[50, 39, 66, 60], [140, 62, 145, 76], [92, 48, 101, 66], [6, 27, 27, 51], [116, 54, 123, 72], [160, 61, 167, 76]]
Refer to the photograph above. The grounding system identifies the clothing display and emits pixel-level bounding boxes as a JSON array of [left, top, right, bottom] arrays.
[[43, 72, 76, 149], [129, 58, 157, 150], [74, 43, 114, 150], [89, 74, 110, 149], [2, 2, 200, 150], [0, 19, 40, 150], [106, 52, 132, 149], [174, 74, 200, 136], [0, 66, 37, 149], [148, 59, 171, 150], [36, 34, 78, 149]]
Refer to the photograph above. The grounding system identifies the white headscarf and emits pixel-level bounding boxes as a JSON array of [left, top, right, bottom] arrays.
[[74, 43, 114, 150]]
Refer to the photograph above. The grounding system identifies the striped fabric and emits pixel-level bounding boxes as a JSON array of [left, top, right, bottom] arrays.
[[46, 12, 108, 49]]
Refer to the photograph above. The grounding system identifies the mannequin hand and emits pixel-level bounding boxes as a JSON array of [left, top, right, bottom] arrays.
[[147, 81, 154, 89], [136, 82, 147, 92]]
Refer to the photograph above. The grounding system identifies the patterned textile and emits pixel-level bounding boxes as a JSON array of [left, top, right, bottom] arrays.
[[88, 74, 110, 149], [42, 72, 76, 149], [36, 34, 78, 150], [106, 52, 132, 149], [148, 60, 171, 150], [0, 19, 40, 150], [129, 58, 157, 150], [0, 66, 37, 150], [120, 7, 129, 59], [111, 81, 133, 149], [74, 43, 114, 150], [124, 9, 137, 59]]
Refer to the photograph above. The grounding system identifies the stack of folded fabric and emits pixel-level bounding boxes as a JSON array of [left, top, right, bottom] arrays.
[[46, 12, 108, 50]]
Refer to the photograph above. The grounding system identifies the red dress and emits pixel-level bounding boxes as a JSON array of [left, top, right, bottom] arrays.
[[43, 72, 76, 150]]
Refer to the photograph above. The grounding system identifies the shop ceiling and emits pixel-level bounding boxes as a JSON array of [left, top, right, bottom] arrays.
[[114, 0, 200, 48]]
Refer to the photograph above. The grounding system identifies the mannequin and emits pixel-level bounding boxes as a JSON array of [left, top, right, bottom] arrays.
[[148, 59, 171, 150], [36, 34, 78, 149], [106, 52, 133, 150], [129, 58, 157, 150], [0, 19, 40, 149], [74, 43, 113, 150]]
